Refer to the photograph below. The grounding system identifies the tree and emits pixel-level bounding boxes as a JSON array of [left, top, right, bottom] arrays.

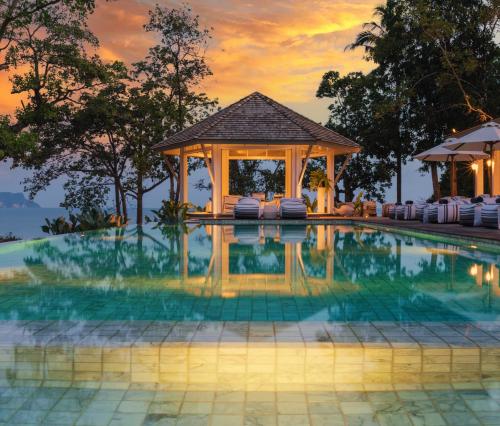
[[317, 71, 394, 202], [0, 1, 102, 162], [340, 0, 499, 201], [0, 1, 97, 70], [134, 4, 217, 204], [119, 87, 175, 225]]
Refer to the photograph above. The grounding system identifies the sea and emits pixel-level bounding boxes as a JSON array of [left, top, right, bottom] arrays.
[[0, 208, 155, 240]]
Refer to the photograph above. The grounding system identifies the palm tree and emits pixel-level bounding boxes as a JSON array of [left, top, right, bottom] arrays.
[[345, 5, 388, 55]]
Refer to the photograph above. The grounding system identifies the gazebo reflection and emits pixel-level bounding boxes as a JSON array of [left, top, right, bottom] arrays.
[[179, 224, 338, 297]]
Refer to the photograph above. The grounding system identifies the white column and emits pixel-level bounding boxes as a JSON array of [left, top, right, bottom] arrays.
[[179, 148, 188, 204], [291, 146, 301, 198], [493, 151, 500, 196], [285, 149, 292, 198], [326, 151, 335, 213], [221, 149, 229, 199], [212, 145, 222, 215], [474, 159, 484, 197]]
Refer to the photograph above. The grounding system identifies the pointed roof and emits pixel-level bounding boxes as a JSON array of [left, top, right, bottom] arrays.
[[153, 92, 360, 153]]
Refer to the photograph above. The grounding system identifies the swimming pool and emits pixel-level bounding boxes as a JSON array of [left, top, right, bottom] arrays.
[[0, 224, 499, 425], [0, 223, 498, 323]]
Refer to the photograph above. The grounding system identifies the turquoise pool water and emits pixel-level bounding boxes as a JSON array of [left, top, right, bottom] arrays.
[[0, 224, 498, 322]]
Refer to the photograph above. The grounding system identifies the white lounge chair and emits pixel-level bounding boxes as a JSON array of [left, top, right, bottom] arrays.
[[480, 199, 500, 228], [395, 201, 416, 220], [234, 197, 262, 219], [223, 195, 242, 214], [279, 198, 307, 219], [428, 197, 469, 224], [459, 196, 494, 227], [363, 201, 377, 217]]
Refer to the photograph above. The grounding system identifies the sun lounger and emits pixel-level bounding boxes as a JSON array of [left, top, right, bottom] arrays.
[[428, 198, 467, 224], [234, 197, 262, 219], [395, 201, 416, 220], [334, 204, 355, 216], [363, 201, 377, 217], [416, 204, 428, 222], [480, 199, 500, 229], [388, 203, 401, 219], [223, 195, 242, 214], [279, 198, 307, 219], [382, 203, 394, 217], [459, 197, 485, 227]]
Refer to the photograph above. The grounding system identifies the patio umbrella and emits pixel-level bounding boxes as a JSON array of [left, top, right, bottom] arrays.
[[445, 121, 500, 196], [414, 140, 488, 197]]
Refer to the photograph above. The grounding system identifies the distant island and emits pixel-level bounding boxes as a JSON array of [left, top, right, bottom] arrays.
[[0, 192, 40, 208]]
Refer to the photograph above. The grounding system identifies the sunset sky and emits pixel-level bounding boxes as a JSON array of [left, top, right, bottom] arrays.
[[1, 0, 431, 207]]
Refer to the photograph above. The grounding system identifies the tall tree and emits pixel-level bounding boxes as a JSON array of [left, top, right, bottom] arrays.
[[0, 0, 100, 162], [337, 0, 499, 201], [134, 4, 217, 204], [317, 71, 394, 202]]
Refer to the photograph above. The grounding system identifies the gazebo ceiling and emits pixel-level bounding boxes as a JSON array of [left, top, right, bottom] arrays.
[[153, 91, 360, 155]]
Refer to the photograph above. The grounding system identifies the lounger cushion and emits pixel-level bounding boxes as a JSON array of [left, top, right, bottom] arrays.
[[459, 204, 483, 227], [481, 205, 499, 229], [363, 201, 377, 216], [335, 204, 355, 217], [280, 199, 307, 219], [234, 197, 261, 219], [223, 195, 242, 214], [415, 204, 428, 222], [428, 203, 460, 224]]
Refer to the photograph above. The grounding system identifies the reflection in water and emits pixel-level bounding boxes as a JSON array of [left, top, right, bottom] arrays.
[[0, 224, 498, 322]]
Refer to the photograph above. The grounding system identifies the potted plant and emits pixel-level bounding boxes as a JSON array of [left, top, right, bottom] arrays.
[[309, 169, 333, 213]]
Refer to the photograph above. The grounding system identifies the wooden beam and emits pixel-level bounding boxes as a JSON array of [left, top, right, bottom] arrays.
[[297, 144, 313, 187], [333, 154, 352, 187]]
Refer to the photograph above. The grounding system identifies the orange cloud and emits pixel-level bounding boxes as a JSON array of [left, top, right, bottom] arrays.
[[0, 0, 378, 122]]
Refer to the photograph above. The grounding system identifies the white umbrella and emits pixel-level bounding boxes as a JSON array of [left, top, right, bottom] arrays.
[[414, 140, 488, 196], [445, 120, 500, 195]]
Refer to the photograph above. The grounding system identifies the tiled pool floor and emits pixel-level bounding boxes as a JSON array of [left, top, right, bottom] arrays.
[[1, 381, 500, 425], [1, 321, 499, 424]]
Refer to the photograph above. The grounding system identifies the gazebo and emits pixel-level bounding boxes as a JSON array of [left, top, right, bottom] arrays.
[[153, 92, 360, 215]]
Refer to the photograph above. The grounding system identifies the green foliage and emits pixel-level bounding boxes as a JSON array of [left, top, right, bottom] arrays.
[[302, 194, 317, 214], [41, 208, 124, 235], [0, 233, 20, 243], [309, 169, 333, 192], [42, 216, 77, 235], [319, 0, 499, 202], [353, 192, 364, 217], [0, 116, 36, 161], [145, 200, 192, 224]]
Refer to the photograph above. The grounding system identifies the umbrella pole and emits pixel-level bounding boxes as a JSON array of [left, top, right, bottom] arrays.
[[450, 156, 457, 197], [489, 143, 494, 196]]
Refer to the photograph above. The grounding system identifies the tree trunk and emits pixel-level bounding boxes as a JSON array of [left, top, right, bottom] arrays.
[[169, 171, 175, 201], [114, 178, 122, 216], [430, 162, 441, 201], [136, 173, 143, 225], [396, 151, 402, 203], [174, 173, 181, 204]]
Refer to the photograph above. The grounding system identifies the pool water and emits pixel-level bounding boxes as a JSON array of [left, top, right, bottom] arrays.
[[0, 224, 499, 425], [0, 224, 498, 323]]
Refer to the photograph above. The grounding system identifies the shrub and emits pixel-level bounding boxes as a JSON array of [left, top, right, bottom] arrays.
[[145, 200, 192, 224], [42, 208, 125, 235]]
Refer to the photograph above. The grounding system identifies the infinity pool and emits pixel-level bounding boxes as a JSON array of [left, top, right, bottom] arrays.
[[0, 223, 498, 323], [0, 224, 499, 425]]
